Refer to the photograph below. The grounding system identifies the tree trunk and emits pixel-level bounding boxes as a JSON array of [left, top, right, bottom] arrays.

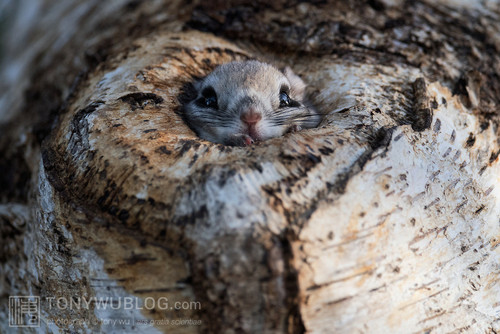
[[1, 1, 500, 333]]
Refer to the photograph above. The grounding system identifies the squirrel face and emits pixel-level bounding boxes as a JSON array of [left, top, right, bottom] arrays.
[[183, 60, 320, 146]]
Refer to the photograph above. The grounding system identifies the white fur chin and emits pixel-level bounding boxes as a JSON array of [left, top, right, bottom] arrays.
[[258, 125, 287, 141]]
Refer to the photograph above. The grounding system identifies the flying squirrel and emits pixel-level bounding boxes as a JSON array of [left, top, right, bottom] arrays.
[[182, 60, 321, 146]]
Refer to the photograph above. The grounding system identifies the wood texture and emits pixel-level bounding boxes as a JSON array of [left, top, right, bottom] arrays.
[[1, 1, 500, 333]]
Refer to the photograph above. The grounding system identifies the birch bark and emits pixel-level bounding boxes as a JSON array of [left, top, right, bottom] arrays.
[[1, 1, 499, 333]]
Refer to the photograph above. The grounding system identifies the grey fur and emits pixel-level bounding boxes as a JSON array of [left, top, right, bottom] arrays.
[[183, 60, 320, 146]]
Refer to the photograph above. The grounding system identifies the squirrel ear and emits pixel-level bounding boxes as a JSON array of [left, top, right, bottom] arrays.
[[283, 67, 306, 99]]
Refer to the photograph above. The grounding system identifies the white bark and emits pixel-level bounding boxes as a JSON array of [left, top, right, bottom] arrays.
[[1, 1, 500, 333]]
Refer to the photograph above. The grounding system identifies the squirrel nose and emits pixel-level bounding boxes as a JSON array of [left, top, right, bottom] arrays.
[[240, 109, 262, 125]]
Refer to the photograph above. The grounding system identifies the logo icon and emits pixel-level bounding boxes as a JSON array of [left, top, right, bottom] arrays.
[[9, 296, 40, 327]]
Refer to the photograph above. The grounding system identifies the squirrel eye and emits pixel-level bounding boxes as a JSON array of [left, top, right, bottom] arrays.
[[201, 87, 218, 109], [279, 92, 290, 108], [204, 95, 217, 109]]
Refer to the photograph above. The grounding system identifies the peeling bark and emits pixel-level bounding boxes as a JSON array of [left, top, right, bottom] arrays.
[[1, 1, 500, 333]]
